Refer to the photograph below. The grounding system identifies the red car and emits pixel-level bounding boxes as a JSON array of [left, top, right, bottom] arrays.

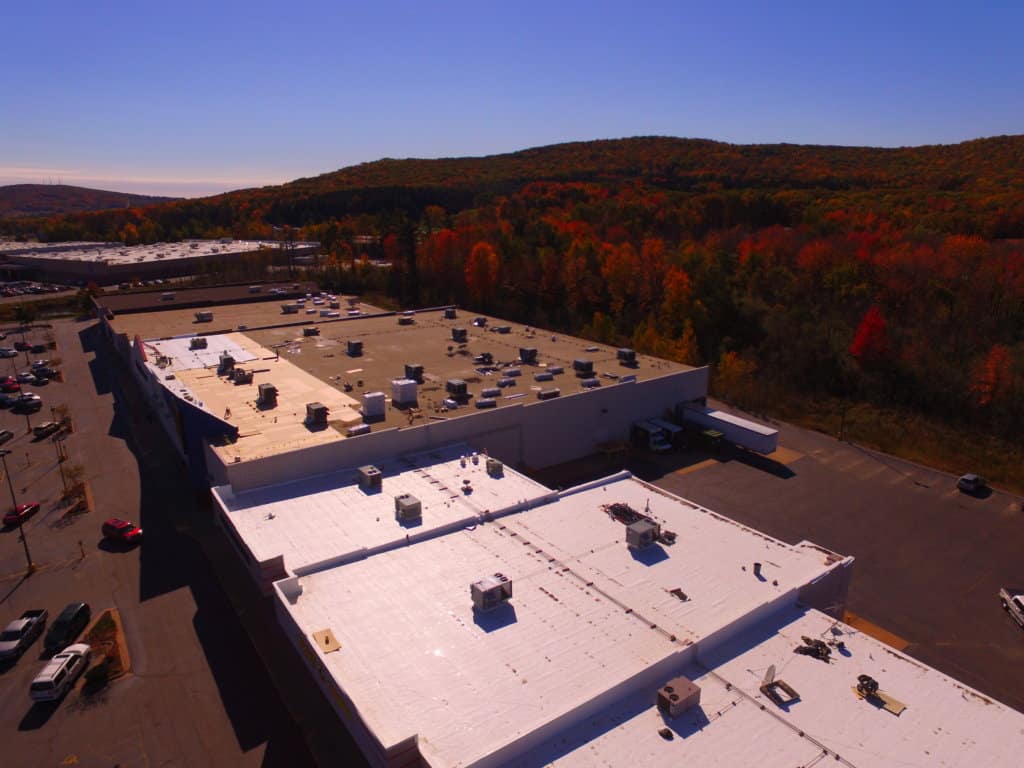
[[0, 378, 19, 393], [13, 341, 30, 352], [3, 502, 40, 527], [102, 518, 144, 545]]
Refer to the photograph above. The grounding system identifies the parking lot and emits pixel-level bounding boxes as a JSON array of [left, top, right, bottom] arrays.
[[0, 318, 324, 766], [620, 408, 1024, 713]]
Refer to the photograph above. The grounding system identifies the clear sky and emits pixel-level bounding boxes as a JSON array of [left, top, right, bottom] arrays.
[[2, 1, 1021, 197]]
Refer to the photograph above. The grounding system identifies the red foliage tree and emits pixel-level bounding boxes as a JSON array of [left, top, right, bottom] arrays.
[[849, 305, 889, 363], [970, 344, 1011, 407]]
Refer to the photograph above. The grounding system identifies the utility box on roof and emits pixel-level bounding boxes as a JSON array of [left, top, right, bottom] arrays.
[[363, 391, 386, 419], [471, 573, 512, 612], [347, 340, 363, 356], [391, 378, 418, 405], [194, 311, 213, 322], [446, 379, 468, 397], [443, 307, 457, 319], [617, 348, 637, 365], [573, 359, 594, 376], [486, 457, 504, 476], [451, 328, 468, 343], [626, 519, 660, 549], [404, 363, 424, 383], [394, 493, 422, 522], [657, 676, 701, 718], [305, 402, 329, 426], [232, 368, 253, 385], [519, 347, 538, 364], [358, 465, 382, 491], [217, 353, 235, 375], [303, 326, 320, 337], [190, 337, 207, 350], [257, 383, 277, 408]]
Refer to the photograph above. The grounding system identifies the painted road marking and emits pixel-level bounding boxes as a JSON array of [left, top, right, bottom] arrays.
[[673, 459, 720, 476], [767, 445, 804, 465], [843, 611, 910, 651]]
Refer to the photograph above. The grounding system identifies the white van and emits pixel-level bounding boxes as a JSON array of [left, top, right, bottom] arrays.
[[29, 643, 90, 702]]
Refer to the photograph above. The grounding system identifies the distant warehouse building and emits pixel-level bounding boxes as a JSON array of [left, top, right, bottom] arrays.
[[0, 238, 319, 284]]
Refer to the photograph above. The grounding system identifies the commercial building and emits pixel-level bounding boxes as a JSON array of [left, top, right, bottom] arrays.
[[94, 287, 1024, 766], [0, 238, 319, 284]]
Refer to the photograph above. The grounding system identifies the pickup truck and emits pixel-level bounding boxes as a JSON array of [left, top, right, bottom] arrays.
[[999, 588, 1024, 629], [0, 609, 48, 660]]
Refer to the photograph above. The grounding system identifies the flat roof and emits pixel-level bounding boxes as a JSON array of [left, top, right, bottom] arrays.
[[539, 605, 1024, 767], [273, 473, 847, 766], [242, 308, 692, 433], [215, 443, 553, 573], [2, 239, 317, 265], [112, 292, 376, 340]]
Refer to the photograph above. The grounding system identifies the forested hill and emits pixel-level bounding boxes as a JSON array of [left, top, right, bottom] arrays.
[[0, 184, 177, 218], [5, 135, 1024, 241]]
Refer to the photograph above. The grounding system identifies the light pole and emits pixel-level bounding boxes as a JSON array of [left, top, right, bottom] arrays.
[[0, 449, 34, 574]]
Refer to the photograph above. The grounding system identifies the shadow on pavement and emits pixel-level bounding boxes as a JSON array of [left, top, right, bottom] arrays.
[[77, 323, 317, 766], [18, 701, 58, 731]]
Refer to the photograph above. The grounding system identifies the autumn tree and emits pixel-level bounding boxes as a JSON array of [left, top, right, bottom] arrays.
[[465, 241, 500, 306], [849, 305, 889, 365]]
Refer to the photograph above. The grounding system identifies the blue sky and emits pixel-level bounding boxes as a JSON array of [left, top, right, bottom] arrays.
[[2, 1, 1020, 197]]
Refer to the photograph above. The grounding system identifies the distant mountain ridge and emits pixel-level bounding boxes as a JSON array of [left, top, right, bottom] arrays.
[[0, 184, 178, 218]]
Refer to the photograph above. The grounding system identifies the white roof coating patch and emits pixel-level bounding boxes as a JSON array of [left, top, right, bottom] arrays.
[[271, 474, 849, 766], [535, 606, 1024, 768], [143, 334, 259, 373], [215, 444, 555, 572]]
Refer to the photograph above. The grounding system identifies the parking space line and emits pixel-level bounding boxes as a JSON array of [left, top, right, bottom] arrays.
[[672, 459, 719, 476], [767, 445, 803, 465]]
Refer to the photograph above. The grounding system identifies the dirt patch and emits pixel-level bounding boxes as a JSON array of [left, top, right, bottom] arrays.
[[82, 607, 132, 685]]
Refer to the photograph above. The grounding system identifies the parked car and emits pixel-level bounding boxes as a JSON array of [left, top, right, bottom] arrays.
[[0, 429, 14, 444], [102, 518, 144, 545], [42, 602, 91, 657], [0, 348, 17, 358], [16, 371, 37, 385], [12, 393, 42, 413], [33, 422, 60, 439], [32, 366, 57, 378], [13, 341, 30, 352], [30, 359, 50, 370], [30, 344, 47, 354], [1, 379, 20, 393], [0, 609, 48, 660], [957, 474, 987, 494], [0, 394, 16, 408], [29, 643, 90, 701], [3, 502, 40, 527], [1000, 587, 1024, 629]]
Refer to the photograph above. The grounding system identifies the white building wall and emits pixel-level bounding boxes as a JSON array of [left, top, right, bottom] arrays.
[[221, 367, 709, 493]]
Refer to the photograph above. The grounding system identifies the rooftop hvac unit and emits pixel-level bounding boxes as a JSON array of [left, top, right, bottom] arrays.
[[363, 391, 386, 419], [534, 372, 554, 382], [217, 353, 235, 375], [547, 365, 564, 375], [231, 368, 253, 385], [451, 327, 468, 343], [357, 465, 382, 491], [656, 676, 701, 718], [626, 519, 661, 549], [495, 325, 511, 334], [257, 383, 278, 408], [404, 363, 424, 383], [443, 398, 459, 409], [444, 308, 457, 319], [398, 312, 415, 325], [194, 311, 213, 322], [580, 377, 600, 388], [347, 340, 363, 356], [248, 285, 261, 293], [502, 367, 521, 377], [486, 457, 504, 476], [394, 493, 422, 522], [473, 352, 494, 365], [189, 337, 208, 350], [303, 326, 320, 337], [391, 378, 418, 405], [476, 398, 497, 409], [480, 387, 500, 398], [617, 348, 637, 365], [446, 379, 468, 397], [329, 300, 340, 309], [573, 359, 594, 376], [282, 303, 300, 314], [471, 573, 512, 612], [161, 292, 175, 301], [305, 402, 329, 426], [519, 347, 538, 364], [473, 316, 487, 327], [537, 388, 561, 400], [346, 423, 371, 437], [497, 377, 516, 388]]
